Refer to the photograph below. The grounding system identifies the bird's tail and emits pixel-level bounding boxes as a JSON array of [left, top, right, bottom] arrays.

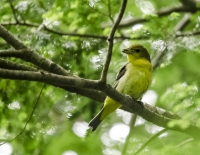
[[89, 109, 103, 132]]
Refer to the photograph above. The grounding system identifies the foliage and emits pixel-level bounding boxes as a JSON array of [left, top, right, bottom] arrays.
[[0, 0, 200, 155]]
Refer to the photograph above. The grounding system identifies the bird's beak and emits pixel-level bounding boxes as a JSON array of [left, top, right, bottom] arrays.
[[122, 48, 132, 54]]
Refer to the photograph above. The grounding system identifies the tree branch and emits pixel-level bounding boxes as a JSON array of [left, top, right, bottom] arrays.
[[174, 13, 191, 31], [0, 24, 107, 102], [8, 0, 20, 23], [134, 129, 168, 155], [0, 25, 73, 76], [114, 1, 199, 28], [180, 0, 196, 8], [0, 24, 27, 49], [62, 86, 105, 103], [100, 0, 127, 82], [1, 21, 200, 40], [0, 59, 105, 102], [0, 59, 37, 71], [0, 22, 149, 40], [176, 31, 200, 37], [0, 68, 199, 139]]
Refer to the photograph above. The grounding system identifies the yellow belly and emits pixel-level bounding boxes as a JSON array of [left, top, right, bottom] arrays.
[[116, 63, 151, 99]]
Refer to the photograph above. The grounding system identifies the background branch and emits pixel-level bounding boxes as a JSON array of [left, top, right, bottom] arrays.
[[114, 1, 199, 28], [0, 22, 150, 40], [174, 13, 191, 31], [134, 129, 168, 155], [8, 0, 20, 23]]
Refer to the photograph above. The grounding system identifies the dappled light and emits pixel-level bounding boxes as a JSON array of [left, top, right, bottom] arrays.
[[0, 143, 12, 155], [109, 123, 130, 142], [72, 121, 89, 138], [62, 150, 78, 155], [1, 0, 200, 154]]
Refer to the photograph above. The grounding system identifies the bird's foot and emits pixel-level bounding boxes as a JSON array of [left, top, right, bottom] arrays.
[[137, 101, 144, 107], [125, 95, 144, 107], [125, 95, 133, 100]]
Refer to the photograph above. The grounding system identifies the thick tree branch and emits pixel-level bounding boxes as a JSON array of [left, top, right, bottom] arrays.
[[0, 25, 72, 76], [0, 25, 27, 49], [62, 86, 105, 103], [0, 59, 37, 71], [0, 49, 25, 57], [0, 58, 105, 101], [0, 68, 199, 139], [0, 24, 107, 101], [0, 48, 72, 76], [0, 68, 100, 89], [100, 0, 127, 82]]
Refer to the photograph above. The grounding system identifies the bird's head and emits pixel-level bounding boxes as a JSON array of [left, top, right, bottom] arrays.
[[122, 44, 150, 62]]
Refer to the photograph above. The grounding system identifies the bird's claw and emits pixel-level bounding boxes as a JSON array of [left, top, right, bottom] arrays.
[[125, 95, 133, 100], [125, 95, 144, 107], [137, 101, 144, 107]]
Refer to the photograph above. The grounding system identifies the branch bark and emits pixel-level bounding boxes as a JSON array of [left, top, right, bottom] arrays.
[[0, 59, 37, 71]]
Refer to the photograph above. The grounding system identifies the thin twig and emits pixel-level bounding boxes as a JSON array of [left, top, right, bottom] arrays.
[[175, 138, 193, 148], [8, 0, 19, 23], [0, 22, 149, 40], [100, 0, 127, 82], [2, 21, 200, 39], [108, 2, 198, 28], [90, 4, 109, 17], [107, 0, 114, 23], [151, 44, 167, 70], [174, 13, 191, 31], [44, 26, 145, 40], [0, 84, 46, 146], [134, 129, 168, 155], [121, 115, 137, 155]]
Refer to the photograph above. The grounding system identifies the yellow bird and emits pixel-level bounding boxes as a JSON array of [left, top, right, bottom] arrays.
[[89, 44, 152, 131]]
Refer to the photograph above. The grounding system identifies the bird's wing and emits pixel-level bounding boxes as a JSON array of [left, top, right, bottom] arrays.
[[112, 63, 129, 89]]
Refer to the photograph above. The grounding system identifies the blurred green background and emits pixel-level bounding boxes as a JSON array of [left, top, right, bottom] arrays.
[[0, 0, 200, 154]]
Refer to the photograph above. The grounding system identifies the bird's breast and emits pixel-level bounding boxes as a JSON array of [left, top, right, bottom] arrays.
[[116, 61, 152, 99]]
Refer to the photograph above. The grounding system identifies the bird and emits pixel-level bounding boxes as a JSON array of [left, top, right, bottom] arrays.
[[89, 44, 152, 131]]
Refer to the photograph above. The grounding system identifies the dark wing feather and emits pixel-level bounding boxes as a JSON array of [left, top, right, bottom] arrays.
[[112, 63, 129, 89]]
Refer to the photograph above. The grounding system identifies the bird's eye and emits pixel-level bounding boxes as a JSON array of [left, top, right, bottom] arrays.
[[135, 49, 140, 53]]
